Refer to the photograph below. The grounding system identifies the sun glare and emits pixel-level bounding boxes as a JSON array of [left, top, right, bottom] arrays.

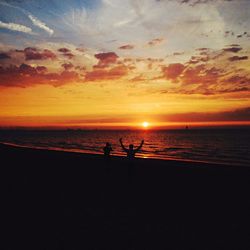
[[142, 121, 149, 128]]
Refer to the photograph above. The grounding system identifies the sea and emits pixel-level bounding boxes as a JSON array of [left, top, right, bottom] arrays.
[[0, 128, 249, 167]]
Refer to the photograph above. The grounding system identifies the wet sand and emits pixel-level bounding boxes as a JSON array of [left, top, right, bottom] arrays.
[[2, 143, 250, 249]]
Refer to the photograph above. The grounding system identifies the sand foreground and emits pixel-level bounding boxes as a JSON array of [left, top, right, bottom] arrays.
[[1, 143, 250, 249]]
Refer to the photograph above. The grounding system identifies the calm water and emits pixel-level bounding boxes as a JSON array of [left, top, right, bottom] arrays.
[[0, 129, 249, 167]]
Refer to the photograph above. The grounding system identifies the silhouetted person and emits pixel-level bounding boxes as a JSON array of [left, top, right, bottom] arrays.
[[103, 142, 113, 157], [119, 138, 144, 159]]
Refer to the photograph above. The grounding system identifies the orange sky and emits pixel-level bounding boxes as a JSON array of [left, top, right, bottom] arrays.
[[0, 0, 250, 128]]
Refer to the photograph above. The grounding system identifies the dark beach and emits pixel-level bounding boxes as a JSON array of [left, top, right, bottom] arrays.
[[2, 143, 250, 249]]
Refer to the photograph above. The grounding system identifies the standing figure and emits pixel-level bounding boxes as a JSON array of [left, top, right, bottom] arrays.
[[119, 138, 144, 159], [103, 142, 113, 157]]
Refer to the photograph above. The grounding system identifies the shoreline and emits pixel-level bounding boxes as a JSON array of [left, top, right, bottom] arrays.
[[0, 141, 247, 169]]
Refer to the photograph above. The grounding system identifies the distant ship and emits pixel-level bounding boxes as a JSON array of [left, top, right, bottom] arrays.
[[185, 125, 189, 130]]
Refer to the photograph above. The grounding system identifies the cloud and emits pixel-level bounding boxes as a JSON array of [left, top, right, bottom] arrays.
[[180, 0, 235, 7], [0, 20, 32, 34], [85, 65, 127, 81], [161, 60, 249, 95], [148, 38, 164, 46], [119, 44, 134, 50], [223, 46, 242, 53], [180, 65, 227, 93], [58, 48, 74, 59], [187, 55, 210, 64], [130, 74, 147, 82], [228, 56, 248, 62], [0, 1, 54, 35], [0, 52, 11, 59], [159, 107, 250, 122], [225, 75, 250, 85], [0, 63, 41, 87], [58, 48, 71, 53], [173, 52, 185, 56], [36, 66, 47, 73], [76, 47, 86, 53], [94, 52, 119, 67], [24, 47, 56, 60], [61, 52, 74, 59], [28, 14, 54, 35], [162, 63, 185, 80], [62, 63, 74, 70], [0, 63, 79, 87]]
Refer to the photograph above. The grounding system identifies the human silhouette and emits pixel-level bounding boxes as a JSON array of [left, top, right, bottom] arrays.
[[103, 142, 113, 157], [119, 138, 144, 159]]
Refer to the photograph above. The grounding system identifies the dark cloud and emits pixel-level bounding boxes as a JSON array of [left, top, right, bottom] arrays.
[[19, 63, 37, 75], [94, 52, 119, 67], [223, 46, 242, 53], [229, 44, 240, 47], [217, 87, 249, 94], [85, 65, 127, 81], [58, 48, 71, 53], [187, 55, 210, 64], [0, 63, 79, 87], [62, 63, 74, 71], [75, 65, 86, 71], [119, 44, 134, 50], [0, 64, 40, 87], [0, 52, 11, 60], [228, 56, 248, 62], [24, 47, 56, 61], [148, 38, 164, 46], [196, 48, 209, 51], [63, 53, 74, 59], [237, 32, 248, 38], [76, 48, 86, 53], [36, 66, 47, 73], [225, 75, 250, 84], [162, 63, 185, 80], [181, 0, 234, 6], [162, 60, 249, 95], [173, 52, 184, 56], [58, 48, 74, 59], [158, 107, 250, 122], [181, 64, 206, 84]]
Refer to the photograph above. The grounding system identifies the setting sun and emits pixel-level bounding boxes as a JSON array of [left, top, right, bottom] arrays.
[[142, 122, 149, 128]]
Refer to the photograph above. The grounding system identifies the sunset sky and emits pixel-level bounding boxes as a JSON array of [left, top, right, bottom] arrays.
[[0, 0, 249, 128]]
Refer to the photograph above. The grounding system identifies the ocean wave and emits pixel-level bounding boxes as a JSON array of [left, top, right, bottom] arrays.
[[0, 128, 249, 167]]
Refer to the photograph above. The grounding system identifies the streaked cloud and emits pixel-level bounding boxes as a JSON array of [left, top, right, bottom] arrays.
[[148, 38, 164, 46], [158, 107, 250, 122], [0, 20, 32, 34], [228, 56, 248, 62], [223, 46, 242, 53], [0, 1, 54, 36], [28, 14, 54, 36], [119, 44, 134, 50]]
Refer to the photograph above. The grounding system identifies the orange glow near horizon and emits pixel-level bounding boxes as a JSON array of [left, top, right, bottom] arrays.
[[0, 116, 249, 130]]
